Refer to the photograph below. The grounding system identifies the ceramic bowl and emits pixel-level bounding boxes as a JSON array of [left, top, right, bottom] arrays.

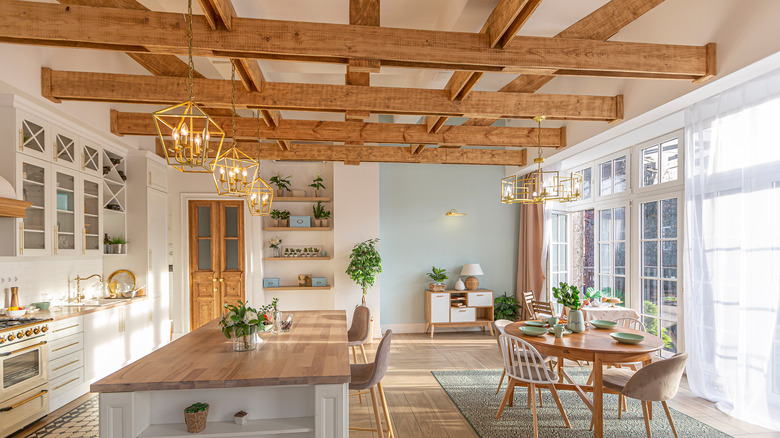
[[524, 320, 545, 327], [610, 332, 644, 344], [519, 326, 548, 337], [590, 320, 618, 329], [6, 308, 26, 318], [33, 302, 50, 310], [547, 328, 572, 336]]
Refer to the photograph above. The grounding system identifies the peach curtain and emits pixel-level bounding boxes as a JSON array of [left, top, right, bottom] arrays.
[[516, 202, 545, 304]]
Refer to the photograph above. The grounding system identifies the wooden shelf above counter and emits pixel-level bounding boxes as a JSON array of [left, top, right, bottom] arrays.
[[271, 196, 331, 203], [265, 286, 332, 291], [0, 196, 33, 218], [264, 227, 332, 231]]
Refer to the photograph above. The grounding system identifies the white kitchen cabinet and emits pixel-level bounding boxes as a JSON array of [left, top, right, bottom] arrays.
[[81, 141, 102, 178], [52, 128, 81, 172], [82, 174, 103, 255], [48, 316, 87, 412], [12, 155, 52, 256], [16, 110, 50, 160], [84, 307, 125, 382], [125, 299, 153, 360]]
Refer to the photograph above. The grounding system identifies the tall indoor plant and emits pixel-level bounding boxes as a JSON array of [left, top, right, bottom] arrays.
[[552, 282, 586, 332], [345, 238, 382, 306]]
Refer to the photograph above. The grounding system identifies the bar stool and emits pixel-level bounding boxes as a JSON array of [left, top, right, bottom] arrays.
[[348, 306, 371, 404], [349, 330, 394, 438]]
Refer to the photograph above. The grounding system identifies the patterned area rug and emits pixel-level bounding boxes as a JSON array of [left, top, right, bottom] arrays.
[[432, 368, 732, 438], [23, 395, 98, 438]]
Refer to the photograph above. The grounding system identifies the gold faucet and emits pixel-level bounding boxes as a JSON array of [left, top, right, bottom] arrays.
[[72, 274, 103, 303]]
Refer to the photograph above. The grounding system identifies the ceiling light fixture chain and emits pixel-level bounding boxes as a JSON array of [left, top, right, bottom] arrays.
[[185, 0, 194, 103], [245, 110, 274, 216]]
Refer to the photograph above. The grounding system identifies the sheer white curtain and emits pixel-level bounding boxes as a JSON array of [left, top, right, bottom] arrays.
[[684, 68, 780, 431]]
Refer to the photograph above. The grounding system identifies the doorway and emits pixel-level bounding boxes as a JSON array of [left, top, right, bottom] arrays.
[[188, 200, 245, 331]]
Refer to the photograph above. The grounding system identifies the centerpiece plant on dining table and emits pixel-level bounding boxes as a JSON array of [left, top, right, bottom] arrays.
[[219, 301, 271, 351], [552, 282, 586, 333]]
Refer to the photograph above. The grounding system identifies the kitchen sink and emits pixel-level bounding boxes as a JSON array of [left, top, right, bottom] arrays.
[[62, 298, 131, 307]]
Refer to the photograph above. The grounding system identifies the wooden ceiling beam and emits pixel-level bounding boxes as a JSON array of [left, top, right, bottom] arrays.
[[156, 140, 527, 166], [43, 69, 623, 121], [0, 0, 713, 80], [112, 110, 566, 147], [197, 0, 236, 30], [345, 0, 380, 122]]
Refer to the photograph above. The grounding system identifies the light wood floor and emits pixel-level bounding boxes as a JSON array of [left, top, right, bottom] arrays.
[[350, 330, 780, 438]]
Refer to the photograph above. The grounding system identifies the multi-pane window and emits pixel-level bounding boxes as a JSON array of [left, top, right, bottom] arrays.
[[570, 209, 595, 292], [639, 197, 679, 356], [597, 206, 627, 304], [579, 167, 592, 200], [642, 138, 679, 187], [600, 156, 627, 197], [550, 213, 568, 290]]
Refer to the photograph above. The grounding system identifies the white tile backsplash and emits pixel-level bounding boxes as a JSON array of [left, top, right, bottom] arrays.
[[0, 257, 104, 307]]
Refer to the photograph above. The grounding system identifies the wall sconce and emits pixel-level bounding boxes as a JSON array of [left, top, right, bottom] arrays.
[[445, 209, 466, 217]]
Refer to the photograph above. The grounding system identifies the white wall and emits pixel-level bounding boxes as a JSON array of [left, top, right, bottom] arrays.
[[0, 256, 104, 308]]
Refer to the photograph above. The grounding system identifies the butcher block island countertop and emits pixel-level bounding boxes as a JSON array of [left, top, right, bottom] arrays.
[[91, 310, 351, 393]]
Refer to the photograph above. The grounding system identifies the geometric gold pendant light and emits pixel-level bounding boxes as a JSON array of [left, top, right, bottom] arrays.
[[246, 111, 274, 216], [501, 115, 583, 204], [153, 0, 224, 173]]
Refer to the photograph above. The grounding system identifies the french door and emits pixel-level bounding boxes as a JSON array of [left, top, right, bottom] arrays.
[[188, 200, 245, 331]]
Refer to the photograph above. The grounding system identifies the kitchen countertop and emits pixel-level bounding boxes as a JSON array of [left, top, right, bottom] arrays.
[[90, 310, 351, 393], [1, 296, 150, 322]]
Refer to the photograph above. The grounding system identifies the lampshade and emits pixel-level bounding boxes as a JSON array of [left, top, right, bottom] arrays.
[[460, 264, 484, 276]]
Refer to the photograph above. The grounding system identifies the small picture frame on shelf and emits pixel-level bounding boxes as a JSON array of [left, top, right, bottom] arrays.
[[281, 245, 323, 258]]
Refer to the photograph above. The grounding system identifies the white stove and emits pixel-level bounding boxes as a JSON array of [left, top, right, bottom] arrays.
[[0, 317, 51, 437]]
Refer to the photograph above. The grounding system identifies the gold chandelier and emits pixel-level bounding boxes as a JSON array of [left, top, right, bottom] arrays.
[[153, 0, 224, 173], [212, 63, 260, 197], [501, 116, 583, 204], [246, 111, 274, 216]]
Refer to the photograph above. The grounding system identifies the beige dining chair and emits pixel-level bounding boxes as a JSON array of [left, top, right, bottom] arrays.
[[496, 334, 571, 438], [531, 300, 556, 319], [348, 306, 371, 403], [596, 353, 689, 438], [349, 330, 395, 438]]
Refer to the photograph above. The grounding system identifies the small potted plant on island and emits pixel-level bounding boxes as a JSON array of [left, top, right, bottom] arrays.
[[268, 236, 282, 257], [309, 172, 326, 197], [184, 402, 209, 434], [494, 292, 522, 321], [427, 266, 448, 292], [269, 174, 292, 197], [234, 410, 248, 425], [552, 282, 585, 333], [219, 301, 270, 351], [279, 210, 291, 227], [269, 209, 282, 227]]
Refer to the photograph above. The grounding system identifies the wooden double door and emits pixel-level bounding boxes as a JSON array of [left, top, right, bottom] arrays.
[[189, 200, 245, 331]]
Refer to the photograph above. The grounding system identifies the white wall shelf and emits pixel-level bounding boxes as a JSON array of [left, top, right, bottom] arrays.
[[138, 416, 315, 438]]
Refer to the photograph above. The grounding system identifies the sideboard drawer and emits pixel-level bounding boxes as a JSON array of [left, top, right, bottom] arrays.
[[450, 307, 476, 323], [467, 292, 493, 307]]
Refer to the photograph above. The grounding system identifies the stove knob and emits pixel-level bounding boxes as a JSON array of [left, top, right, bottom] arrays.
[[7, 334, 14, 341], [17, 331, 24, 339], [33, 327, 40, 334], [26, 329, 33, 336], [41, 326, 48, 332], [0, 337, 5, 344]]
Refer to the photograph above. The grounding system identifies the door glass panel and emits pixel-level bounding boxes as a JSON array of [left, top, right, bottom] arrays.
[[56, 172, 75, 250], [643, 241, 658, 277], [225, 239, 239, 270], [3, 350, 40, 389], [661, 280, 678, 320], [599, 210, 611, 240], [614, 207, 626, 241], [225, 207, 238, 238], [22, 162, 46, 250], [197, 240, 211, 270], [599, 244, 611, 274], [661, 198, 677, 238], [662, 241, 677, 278], [661, 319, 678, 354], [21, 119, 45, 153], [614, 242, 626, 275], [84, 145, 99, 172], [643, 279, 659, 314], [600, 161, 612, 196], [197, 206, 211, 237], [614, 276, 626, 303], [614, 156, 627, 193], [643, 201, 658, 239], [55, 133, 76, 164], [84, 180, 100, 250]]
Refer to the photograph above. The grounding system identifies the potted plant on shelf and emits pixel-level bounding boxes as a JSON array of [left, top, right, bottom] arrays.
[[106, 236, 128, 254], [268, 237, 282, 258], [346, 238, 382, 307], [269, 174, 292, 197], [219, 301, 270, 351], [552, 282, 585, 333], [269, 209, 281, 227], [279, 210, 291, 227], [309, 172, 326, 197], [494, 292, 522, 321], [320, 209, 331, 228], [427, 266, 448, 291], [234, 410, 248, 425], [184, 402, 209, 433], [312, 201, 325, 227]]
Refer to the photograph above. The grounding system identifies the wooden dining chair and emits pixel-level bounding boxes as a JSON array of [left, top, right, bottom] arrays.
[[531, 300, 556, 319], [521, 291, 535, 319], [496, 334, 571, 438], [615, 317, 646, 331], [597, 353, 689, 438], [493, 321, 553, 411]]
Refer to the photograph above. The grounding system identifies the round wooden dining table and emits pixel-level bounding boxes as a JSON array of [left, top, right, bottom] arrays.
[[505, 321, 664, 438]]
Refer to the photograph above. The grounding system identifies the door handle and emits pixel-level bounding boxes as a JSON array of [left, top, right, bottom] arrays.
[[0, 390, 48, 412], [1, 341, 47, 357]]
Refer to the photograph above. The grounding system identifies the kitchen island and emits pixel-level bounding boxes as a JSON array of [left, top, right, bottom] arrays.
[[91, 310, 350, 438]]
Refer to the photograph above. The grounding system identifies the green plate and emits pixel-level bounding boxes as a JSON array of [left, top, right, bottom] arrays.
[[610, 332, 644, 344], [524, 320, 545, 327], [547, 328, 572, 336], [519, 326, 548, 337], [590, 320, 618, 329]]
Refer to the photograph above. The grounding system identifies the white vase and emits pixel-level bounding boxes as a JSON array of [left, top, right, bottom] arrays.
[[454, 278, 466, 291], [566, 309, 586, 333]]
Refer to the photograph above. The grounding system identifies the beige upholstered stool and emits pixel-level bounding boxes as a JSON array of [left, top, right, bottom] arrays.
[[349, 330, 394, 438], [348, 306, 372, 403]]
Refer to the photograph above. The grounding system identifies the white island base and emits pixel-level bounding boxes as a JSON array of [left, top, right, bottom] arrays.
[[99, 383, 347, 438]]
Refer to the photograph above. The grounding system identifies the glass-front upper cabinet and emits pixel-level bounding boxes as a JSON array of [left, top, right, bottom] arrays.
[[54, 168, 78, 255], [16, 156, 51, 256], [53, 129, 81, 171], [82, 176, 102, 254], [82, 142, 102, 177], [16, 112, 49, 160]]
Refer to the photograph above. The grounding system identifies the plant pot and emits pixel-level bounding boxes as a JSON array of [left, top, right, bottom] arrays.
[[272, 247, 280, 257], [184, 408, 209, 433], [428, 283, 446, 292], [566, 309, 586, 333], [270, 219, 279, 227], [276, 189, 283, 197], [234, 415, 248, 425], [321, 218, 329, 228], [281, 219, 289, 227]]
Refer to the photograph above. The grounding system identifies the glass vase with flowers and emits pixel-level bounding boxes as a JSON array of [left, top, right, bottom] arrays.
[[219, 301, 270, 351]]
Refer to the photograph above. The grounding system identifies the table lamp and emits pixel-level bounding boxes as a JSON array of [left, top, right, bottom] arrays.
[[460, 264, 484, 291]]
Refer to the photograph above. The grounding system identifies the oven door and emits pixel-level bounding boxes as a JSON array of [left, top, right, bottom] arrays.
[[0, 383, 49, 437], [0, 336, 49, 402]]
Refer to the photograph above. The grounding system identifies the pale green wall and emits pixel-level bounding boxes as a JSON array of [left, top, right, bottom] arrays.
[[379, 164, 520, 325]]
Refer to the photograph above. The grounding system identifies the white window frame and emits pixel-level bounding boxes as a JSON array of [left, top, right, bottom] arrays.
[[595, 201, 630, 307], [549, 211, 570, 314], [597, 151, 631, 201]]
